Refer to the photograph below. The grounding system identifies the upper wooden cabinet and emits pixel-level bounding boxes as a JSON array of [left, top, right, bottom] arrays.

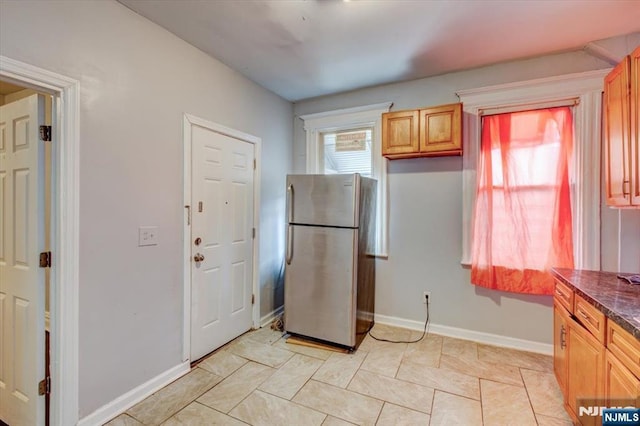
[[382, 103, 462, 159], [604, 46, 640, 207]]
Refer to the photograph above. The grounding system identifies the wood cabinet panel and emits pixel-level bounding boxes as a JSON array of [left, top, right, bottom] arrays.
[[574, 294, 606, 344], [553, 301, 569, 395], [567, 316, 604, 426], [554, 279, 574, 314], [607, 320, 640, 379], [381, 110, 419, 157], [604, 56, 631, 207], [605, 349, 640, 407], [418, 103, 462, 155], [631, 46, 640, 205]]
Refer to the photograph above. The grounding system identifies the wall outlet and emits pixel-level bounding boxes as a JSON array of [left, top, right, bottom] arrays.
[[138, 226, 159, 246], [423, 291, 431, 304]]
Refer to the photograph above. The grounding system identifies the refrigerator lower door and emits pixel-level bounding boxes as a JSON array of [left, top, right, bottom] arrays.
[[284, 225, 358, 347]]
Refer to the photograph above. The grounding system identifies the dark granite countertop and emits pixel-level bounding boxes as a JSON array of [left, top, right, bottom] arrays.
[[551, 268, 640, 339]]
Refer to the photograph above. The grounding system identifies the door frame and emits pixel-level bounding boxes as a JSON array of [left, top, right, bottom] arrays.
[[182, 113, 261, 362], [0, 56, 80, 425]]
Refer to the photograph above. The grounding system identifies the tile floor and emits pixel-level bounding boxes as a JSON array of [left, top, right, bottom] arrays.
[[105, 324, 572, 426]]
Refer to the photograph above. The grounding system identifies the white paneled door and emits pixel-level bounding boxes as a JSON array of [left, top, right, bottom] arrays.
[[0, 94, 46, 426], [190, 125, 255, 361]]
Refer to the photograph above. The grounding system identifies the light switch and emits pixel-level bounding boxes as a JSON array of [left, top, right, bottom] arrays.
[[138, 226, 159, 246]]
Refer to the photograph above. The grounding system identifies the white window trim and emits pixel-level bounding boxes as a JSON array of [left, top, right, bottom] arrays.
[[300, 102, 392, 257], [457, 70, 609, 270]]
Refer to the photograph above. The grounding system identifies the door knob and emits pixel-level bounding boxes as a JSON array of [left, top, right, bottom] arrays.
[[194, 253, 205, 262]]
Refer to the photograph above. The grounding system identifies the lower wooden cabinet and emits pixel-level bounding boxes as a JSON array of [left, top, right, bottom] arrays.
[[566, 315, 604, 426], [553, 302, 569, 395], [604, 349, 640, 406]]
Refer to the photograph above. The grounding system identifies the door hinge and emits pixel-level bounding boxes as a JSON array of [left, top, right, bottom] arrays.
[[39, 251, 52, 268], [38, 376, 50, 395], [253, 159, 256, 170], [251, 294, 255, 305], [252, 228, 255, 239], [39, 125, 52, 142]]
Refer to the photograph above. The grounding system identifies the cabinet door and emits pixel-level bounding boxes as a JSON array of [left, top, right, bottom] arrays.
[[630, 46, 640, 205], [604, 56, 631, 206], [382, 110, 419, 158], [553, 302, 569, 395], [567, 316, 604, 426], [418, 103, 462, 156], [604, 350, 640, 407]]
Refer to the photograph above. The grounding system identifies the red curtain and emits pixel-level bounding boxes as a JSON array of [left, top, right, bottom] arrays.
[[471, 107, 575, 295]]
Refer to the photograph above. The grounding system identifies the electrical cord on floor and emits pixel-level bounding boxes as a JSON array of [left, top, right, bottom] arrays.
[[368, 299, 430, 344]]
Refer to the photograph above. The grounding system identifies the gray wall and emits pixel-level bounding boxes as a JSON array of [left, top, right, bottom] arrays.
[[0, 0, 292, 417], [293, 48, 640, 346]]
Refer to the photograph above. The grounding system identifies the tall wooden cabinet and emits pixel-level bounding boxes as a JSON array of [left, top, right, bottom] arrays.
[[604, 46, 640, 207], [382, 103, 462, 159]]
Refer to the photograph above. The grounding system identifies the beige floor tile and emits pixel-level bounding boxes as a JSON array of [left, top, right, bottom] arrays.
[[197, 350, 248, 378], [312, 351, 366, 388], [197, 361, 275, 413], [127, 368, 223, 425], [408, 331, 444, 345], [359, 342, 407, 377], [347, 370, 434, 414], [229, 390, 326, 426], [272, 336, 334, 360], [162, 401, 247, 425], [535, 413, 574, 425], [430, 391, 482, 426], [259, 353, 323, 399], [293, 380, 383, 426], [442, 336, 478, 361], [521, 368, 572, 421], [478, 344, 553, 372], [401, 337, 442, 368], [322, 416, 356, 425], [367, 323, 412, 342], [396, 360, 480, 400], [103, 413, 142, 426], [244, 327, 284, 345], [375, 403, 430, 426], [439, 353, 523, 386], [227, 338, 294, 368], [480, 379, 537, 426]]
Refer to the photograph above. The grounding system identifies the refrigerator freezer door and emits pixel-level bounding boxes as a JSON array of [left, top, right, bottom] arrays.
[[284, 225, 358, 347], [287, 174, 360, 228]]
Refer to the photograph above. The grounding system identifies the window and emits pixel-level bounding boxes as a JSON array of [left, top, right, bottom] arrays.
[[300, 103, 392, 256], [458, 70, 608, 271], [320, 128, 373, 176], [471, 107, 575, 294]]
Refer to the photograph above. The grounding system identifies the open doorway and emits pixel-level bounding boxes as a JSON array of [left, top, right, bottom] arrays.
[[0, 56, 80, 426]]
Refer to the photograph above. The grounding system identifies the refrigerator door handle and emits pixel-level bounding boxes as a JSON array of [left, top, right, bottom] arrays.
[[286, 225, 294, 264], [287, 184, 294, 223]]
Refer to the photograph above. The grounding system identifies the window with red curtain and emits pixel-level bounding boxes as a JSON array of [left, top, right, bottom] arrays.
[[471, 106, 575, 295]]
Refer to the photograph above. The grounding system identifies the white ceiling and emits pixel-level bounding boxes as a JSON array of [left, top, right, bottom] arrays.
[[119, 0, 640, 101]]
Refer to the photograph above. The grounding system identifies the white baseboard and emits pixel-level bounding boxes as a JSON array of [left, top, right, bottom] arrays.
[[260, 305, 284, 328], [374, 313, 553, 355], [78, 361, 190, 426]]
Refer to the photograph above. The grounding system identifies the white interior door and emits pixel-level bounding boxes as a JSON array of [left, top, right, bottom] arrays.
[[0, 94, 46, 426], [190, 125, 255, 361]]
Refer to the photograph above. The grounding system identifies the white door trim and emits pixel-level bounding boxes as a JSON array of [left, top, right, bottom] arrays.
[[0, 56, 80, 426], [182, 113, 261, 362]]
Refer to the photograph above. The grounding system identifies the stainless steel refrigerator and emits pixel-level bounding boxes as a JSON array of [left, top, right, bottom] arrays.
[[284, 174, 376, 349]]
